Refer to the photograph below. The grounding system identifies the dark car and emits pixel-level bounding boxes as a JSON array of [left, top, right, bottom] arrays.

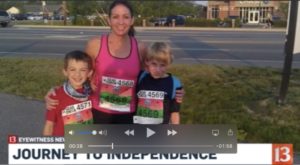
[[165, 15, 185, 26], [13, 14, 29, 20], [0, 10, 11, 27]]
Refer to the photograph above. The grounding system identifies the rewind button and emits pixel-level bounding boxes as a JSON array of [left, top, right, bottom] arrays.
[[124, 129, 135, 136]]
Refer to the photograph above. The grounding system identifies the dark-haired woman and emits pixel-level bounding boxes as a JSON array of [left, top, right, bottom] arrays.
[[85, 0, 145, 124]]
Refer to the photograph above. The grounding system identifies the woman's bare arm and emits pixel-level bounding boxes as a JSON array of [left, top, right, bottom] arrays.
[[85, 37, 101, 61], [137, 41, 147, 68]]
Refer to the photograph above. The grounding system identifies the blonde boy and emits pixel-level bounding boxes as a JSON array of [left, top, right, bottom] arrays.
[[133, 42, 182, 124]]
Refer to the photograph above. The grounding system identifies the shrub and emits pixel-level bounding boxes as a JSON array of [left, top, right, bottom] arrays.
[[185, 18, 219, 27], [72, 15, 90, 26], [222, 18, 242, 28], [134, 17, 154, 27], [272, 20, 287, 28]]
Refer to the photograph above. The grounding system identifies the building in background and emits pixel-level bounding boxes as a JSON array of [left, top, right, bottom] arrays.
[[6, 6, 20, 15], [207, 1, 288, 24]]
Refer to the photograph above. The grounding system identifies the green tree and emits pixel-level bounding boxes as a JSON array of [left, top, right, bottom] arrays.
[[67, 1, 100, 16], [27, 0, 40, 5], [67, 0, 101, 25], [278, 2, 288, 20], [0, 1, 26, 12], [60, 0, 202, 25], [129, 1, 199, 18]]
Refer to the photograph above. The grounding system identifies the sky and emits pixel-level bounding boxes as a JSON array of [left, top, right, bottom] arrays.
[[195, 1, 208, 6]]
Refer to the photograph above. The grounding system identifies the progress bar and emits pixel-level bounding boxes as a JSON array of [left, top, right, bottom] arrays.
[[88, 144, 214, 148]]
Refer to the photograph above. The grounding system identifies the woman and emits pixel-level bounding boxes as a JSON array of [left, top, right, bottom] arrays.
[[86, 0, 145, 124], [46, 0, 183, 124]]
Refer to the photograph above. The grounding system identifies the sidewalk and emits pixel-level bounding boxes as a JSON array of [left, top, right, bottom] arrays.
[[13, 24, 286, 32], [0, 93, 45, 163]]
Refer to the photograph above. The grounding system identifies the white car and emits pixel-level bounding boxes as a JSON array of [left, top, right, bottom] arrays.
[[0, 10, 11, 27], [27, 15, 43, 20], [153, 17, 167, 26]]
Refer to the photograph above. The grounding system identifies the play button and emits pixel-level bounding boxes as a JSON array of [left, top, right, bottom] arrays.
[[146, 128, 155, 138]]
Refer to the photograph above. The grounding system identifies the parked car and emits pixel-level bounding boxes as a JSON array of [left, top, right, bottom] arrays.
[[27, 14, 43, 20], [0, 10, 11, 27], [51, 14, 64, 20], [13, 14, 29, 20], [153, 17, 167, 26], [165, 15, 185, 26]]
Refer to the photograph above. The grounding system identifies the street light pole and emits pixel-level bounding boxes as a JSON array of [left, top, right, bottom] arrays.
[[62, 1, 67, 26], [278, 1, 298, 104]]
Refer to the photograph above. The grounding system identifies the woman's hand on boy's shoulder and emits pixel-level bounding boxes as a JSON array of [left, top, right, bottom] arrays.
[[175, 88, 185, 103], [44, 87, 59, 110]]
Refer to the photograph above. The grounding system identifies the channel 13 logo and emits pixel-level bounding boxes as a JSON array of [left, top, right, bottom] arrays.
[[272, 144, 293, 165]]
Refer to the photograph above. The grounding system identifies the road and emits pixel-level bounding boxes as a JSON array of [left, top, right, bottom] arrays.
[[1, 26, 300, 68]]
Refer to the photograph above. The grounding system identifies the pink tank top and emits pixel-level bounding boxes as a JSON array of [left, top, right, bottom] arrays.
[[91, 35, 141, 114]]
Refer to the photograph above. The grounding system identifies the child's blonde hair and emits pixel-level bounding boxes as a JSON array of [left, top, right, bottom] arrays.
[[146, 42, 173, 65]]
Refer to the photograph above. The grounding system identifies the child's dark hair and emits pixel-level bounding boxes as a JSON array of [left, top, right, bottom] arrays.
[[108, 0, 135, 36], [64, 50, 93, 70]]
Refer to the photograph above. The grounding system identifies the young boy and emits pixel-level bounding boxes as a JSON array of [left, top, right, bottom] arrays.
[[43, 50, 93, 136], [133, 42, 182, 124]]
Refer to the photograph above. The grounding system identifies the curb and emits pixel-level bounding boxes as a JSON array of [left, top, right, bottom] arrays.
[[13, 24, 286, 32]]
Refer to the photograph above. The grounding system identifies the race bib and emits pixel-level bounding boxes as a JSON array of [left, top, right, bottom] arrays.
[[134, 90, 165, 124], [62, 100, 93, 125], [99, 76, 134, 112]]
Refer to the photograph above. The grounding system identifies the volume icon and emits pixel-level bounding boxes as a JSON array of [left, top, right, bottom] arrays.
[[99, 130, 108, 136], [69, 130, 74, 135]]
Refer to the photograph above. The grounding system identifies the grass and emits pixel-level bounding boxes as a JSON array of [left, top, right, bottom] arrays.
[[0, 58, 64, 99], [1, 57, 300, 151]]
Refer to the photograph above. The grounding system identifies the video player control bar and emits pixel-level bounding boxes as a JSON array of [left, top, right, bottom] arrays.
[[65, 124, 237, 153]]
